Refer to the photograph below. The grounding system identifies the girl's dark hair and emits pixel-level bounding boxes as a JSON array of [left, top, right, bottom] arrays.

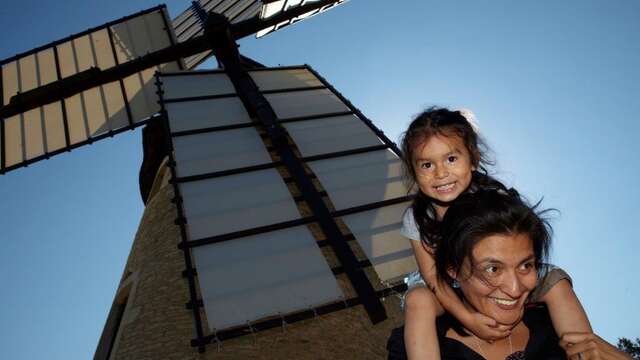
[[400, 106, 507, 247], [435, 189, 552, 286]]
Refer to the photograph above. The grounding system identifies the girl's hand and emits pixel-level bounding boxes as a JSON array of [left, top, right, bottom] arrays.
[[560, 332, 632, 360], [462, 312, 512, 341]]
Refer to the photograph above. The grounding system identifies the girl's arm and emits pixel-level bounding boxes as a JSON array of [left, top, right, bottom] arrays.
[[541, 278, 592, 337], [560, 333, 632, 359], [410, 240, 511, 340]]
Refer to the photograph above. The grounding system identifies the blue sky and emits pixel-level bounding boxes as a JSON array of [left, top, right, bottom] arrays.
[[1, 1, 639, 359]]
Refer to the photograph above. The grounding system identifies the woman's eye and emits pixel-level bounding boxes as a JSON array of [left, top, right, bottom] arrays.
[[519, 262, 535, 272], [484, 265, 500, 275]]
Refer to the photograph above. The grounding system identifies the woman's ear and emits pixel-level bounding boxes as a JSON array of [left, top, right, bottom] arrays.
[[447, 268, 458, 281], [447, 268, 462, 289]]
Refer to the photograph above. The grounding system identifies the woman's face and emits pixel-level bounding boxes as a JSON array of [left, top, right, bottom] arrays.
[[454, 233, 538, 327]]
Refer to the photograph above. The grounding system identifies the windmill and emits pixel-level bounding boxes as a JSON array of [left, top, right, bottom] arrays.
[[1, 1, 417, 358]]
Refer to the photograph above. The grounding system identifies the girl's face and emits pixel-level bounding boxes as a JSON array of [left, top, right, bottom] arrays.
[[413, 134, 475, 212]]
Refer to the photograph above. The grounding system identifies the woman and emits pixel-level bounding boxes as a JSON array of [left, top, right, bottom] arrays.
[[388, 189, 630, 359]]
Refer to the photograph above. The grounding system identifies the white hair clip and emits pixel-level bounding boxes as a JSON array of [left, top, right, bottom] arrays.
[[458, 108, 480, 133]]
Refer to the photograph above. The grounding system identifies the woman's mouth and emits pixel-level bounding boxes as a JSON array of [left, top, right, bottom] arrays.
[[490, 297, 519, 310]]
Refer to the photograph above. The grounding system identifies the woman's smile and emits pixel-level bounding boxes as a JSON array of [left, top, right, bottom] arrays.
[[489, 296, 518, 308]]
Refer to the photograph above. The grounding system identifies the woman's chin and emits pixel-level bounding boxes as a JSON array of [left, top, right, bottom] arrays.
[[480, 301, 524, 327], [492, 308, 524, 328]]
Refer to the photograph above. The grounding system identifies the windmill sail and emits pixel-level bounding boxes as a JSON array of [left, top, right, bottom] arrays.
[[0, 5, 183, 174], [156, 66, 416, 346], [171, 0, 348, 69], [0, 1, 354, 175], [173, 0, 263, 69]]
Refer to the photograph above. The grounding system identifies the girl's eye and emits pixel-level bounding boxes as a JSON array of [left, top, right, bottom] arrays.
[[419, 162, 432, 169], [447, 155, 458, 163]]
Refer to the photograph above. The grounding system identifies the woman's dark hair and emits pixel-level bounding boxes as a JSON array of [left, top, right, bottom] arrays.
[[434, 189, 553, 286], [400, 106, 507, 247]]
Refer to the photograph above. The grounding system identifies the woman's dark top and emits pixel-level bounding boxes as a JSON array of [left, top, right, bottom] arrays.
[[387, 304, 567, 359]]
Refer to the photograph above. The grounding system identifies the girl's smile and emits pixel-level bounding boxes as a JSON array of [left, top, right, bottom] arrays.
[[433, 182, 456, 192]]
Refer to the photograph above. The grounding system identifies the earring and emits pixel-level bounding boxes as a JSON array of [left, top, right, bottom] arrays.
[[452, 279, 460, 289]]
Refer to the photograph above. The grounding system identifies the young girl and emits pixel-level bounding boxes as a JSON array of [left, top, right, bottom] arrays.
[[399, 107, 592, 359]]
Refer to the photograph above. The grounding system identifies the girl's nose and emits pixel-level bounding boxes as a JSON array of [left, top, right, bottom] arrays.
[[435, 165, 449, 178]]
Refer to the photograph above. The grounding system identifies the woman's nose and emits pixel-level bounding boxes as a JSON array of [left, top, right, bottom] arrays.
[[501, 271, 526, 298]]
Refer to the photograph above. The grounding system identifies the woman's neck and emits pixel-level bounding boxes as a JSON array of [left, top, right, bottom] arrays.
[[445, 321, 528, 360]]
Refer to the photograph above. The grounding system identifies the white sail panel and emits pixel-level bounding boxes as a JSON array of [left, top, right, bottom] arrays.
[[145, 8, 173, 51], [266, 88, 348, 119], [173, 128, 273, 177], [307, 149, 407, 210], [283, 114, 383, 157], [4, 115, 22, 167], [340, 202, 417, 282], [36, 49, 57, 86], [91, 30, 117, 70], [160, 72, 236, 101], [226, 0, 259, 20], [250, 68, 323, 91], [23, 108, 45, 160], [73, 35, 95, 72], [56, 41, 77, 79], [64, 94, 89, 145], [83, 86, 109, 137], [122, 68, 157, 123], [42, 102, 66, 153], [165, 97, 251, 133], [193, 225, 344, 331], [179, 169, 301, 240], [235, 1, 262, 22], [18, 55, 38, 93], [2, 62, 19, 106], [102, 81, 129, 130]]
